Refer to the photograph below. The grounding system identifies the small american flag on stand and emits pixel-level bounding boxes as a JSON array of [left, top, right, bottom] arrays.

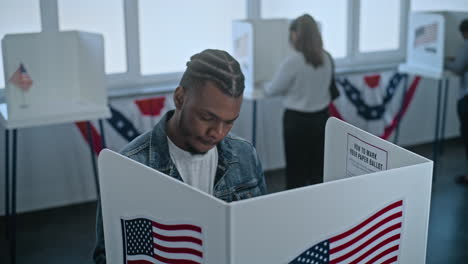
[[8, 63, 33, 91], [121, 217, 204, 264], [414, 23, 438, 47], [289, 200, 404, 264]]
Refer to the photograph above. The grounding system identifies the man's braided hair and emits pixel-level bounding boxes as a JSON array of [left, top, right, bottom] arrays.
[[180, 49, 245, 97]]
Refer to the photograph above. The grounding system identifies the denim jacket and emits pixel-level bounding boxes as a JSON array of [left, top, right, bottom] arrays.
[[93, 110, 267, 263]]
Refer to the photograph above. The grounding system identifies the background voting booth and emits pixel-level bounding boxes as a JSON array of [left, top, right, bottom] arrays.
[[1, 31, 110, 128], [98, 118, 433, 264], [398, 11, 467, 79], [399, 11, 468, 175], [232, 19, 293, 147], [1, 31, 110, 263], [232, 19, 293, 98]]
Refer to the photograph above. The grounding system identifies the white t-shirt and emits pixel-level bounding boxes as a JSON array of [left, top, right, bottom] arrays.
[[167, 136, 218, 195]]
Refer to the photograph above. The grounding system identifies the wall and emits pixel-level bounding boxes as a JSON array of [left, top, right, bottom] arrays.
[[411, 0, 468, 12]]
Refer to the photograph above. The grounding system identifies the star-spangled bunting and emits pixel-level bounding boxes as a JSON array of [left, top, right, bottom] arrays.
[[336, 73, 406, 120], [75, 96, 168, 155], [107, 105, 140, 142], [329, 72, 421, 140]]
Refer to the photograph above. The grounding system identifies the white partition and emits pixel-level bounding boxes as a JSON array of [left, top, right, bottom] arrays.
[[99, 117, 432, 264], [1, 31, 110, 129], [399, 11, 468, 79], [324, 118, 431, 182], [232, 19, 293, 97]]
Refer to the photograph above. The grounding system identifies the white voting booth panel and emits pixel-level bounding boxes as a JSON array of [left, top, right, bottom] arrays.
[[233, 19, 293, 97], [99, 118, 432, 264], [1, 31, 110, 129], [399, 11, 468, 79], [98, 151, 229, 263]]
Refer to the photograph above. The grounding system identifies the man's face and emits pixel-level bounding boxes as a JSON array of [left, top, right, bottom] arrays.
[[175, 81, 242, 154]]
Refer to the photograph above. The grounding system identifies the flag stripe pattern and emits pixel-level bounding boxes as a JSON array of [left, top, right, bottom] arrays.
[[8, 63, 33, 91], [127, 255, 201, 264], [290, 200, 403, 264], [330, 201, 402, 242], [414, 23, 438, 47], [153, 222, 202, 233], [153, 232, 203, 246], [122, 218, 204, 264]]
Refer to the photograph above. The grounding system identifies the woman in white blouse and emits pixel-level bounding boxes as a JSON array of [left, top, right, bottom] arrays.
[[265, 14, 334, 189]]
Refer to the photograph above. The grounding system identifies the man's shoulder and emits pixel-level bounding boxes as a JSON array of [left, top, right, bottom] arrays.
[[222, 134, 256, 154], [119, 130, 152, 158], [221, 134, 266, 196]]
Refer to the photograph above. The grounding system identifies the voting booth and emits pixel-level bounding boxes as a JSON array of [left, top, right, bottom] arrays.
[[399, 11, 468, 79], [0, 31, 110, 129], [1, 31, 111, 263], [398, 11, 468, 174], [232, 19, 293, 97], [98, 117, 432, 263]]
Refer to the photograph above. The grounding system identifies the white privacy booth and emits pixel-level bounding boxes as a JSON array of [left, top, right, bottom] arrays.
[[99, 117, 433, 264], [232, 19, 293, 149], [1, 31, 111, 263], [398, 11, 468, 175], [232, 19, 293, 98], [398, 11, 467, 79], [1, 31, 110, 129]]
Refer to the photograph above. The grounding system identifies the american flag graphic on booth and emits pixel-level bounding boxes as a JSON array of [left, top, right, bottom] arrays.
[[414, 23, 438, 47], [9, 63, 33, 91], [121, 217, 204, 264], [289, 200, 404, 264]]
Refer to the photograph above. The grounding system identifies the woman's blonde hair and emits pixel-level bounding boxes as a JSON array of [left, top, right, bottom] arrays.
[[290, 14, 324, 67]]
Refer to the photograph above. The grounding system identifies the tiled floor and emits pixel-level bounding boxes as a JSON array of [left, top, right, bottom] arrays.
[[1, 138, 468, 263]]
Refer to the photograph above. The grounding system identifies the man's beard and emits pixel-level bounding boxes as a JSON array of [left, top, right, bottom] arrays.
[[178, 109, 207, 155]]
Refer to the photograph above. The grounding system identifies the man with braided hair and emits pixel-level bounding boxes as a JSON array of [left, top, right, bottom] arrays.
[[93, 49, 267, 263]]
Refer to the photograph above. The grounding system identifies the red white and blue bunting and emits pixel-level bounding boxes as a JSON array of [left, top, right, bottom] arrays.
[[330, 72, 421, 140], [75, 95, 174, 155]]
